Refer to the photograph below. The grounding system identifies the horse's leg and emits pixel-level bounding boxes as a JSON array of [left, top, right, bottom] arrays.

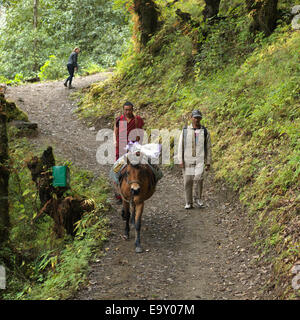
[[130, 203, 136, 225], [134, 203, 144, 253], [121, 207, 127, 221], [122, 200, 130, 240]]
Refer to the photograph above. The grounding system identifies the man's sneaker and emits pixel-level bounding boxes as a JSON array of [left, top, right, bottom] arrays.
[[194, 199, 204, 208], [63, 81, 68, 87], [185, 203, 192, 209], [68, 85, 75, 89]]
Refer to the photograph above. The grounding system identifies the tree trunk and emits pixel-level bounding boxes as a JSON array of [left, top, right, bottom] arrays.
[[33, 0, 39, 74], [132, 0, 160, 47], [33, 0, 38, 29], [245, 0, 278, 35], [27, 146, 56, 207], [0, 94, 10, 244], [203, 0, 221, 20]]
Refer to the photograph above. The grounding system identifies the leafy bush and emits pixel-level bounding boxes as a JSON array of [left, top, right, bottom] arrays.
[[81, 61, 105, 76], [38, 55, 65, 81]]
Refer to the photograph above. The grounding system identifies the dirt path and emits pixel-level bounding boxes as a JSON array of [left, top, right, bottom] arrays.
[[6, 73, 274, 300]]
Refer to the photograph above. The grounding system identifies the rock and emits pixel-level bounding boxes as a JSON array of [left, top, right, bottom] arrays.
[[0, 94, 29, 122], [291, 5, 300, 15], [10, 120, 38, 131]]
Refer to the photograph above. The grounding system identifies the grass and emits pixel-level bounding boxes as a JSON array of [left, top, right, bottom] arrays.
[[74, 12, 300, 299], [0, 129, 111, 300]]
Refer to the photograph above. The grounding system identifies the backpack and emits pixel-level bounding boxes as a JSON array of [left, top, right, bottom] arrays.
[[182, 125, 208, 156]]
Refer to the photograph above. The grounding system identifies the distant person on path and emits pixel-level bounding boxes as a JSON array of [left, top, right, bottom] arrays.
[[64, 47, 80, 89], [178, 109, 212, 209]]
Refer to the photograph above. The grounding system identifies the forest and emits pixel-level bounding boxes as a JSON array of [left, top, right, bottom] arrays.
[[0, 0, 131, 82], [0, 0, 299, 300]]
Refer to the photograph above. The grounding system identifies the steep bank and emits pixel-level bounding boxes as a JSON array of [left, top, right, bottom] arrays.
[[76, 12, 300, 298]]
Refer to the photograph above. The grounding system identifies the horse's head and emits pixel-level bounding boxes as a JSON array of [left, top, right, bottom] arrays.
[[126, 152, 143, 196]]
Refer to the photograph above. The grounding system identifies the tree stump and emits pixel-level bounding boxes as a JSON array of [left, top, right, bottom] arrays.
[[27, 147, 95, 238]]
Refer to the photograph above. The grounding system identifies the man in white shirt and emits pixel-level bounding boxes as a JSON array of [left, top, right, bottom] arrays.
[[178, 110, 212, 209]]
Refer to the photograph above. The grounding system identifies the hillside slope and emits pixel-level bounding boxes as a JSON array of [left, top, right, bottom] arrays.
[[76, 3, 299, 298]]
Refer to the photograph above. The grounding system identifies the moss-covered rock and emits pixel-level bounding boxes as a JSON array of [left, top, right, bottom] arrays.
[[0, 93, 29, 122]]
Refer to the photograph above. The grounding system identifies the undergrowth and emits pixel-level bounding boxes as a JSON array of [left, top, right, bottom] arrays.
[[0, 129, 111, 300], [75, 6, 300, 299]]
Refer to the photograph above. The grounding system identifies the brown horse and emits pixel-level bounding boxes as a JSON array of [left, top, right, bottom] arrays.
[[117, 154, 157, 253]]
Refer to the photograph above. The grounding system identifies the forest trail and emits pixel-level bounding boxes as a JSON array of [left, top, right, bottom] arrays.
[[6, 73, 274, 300]]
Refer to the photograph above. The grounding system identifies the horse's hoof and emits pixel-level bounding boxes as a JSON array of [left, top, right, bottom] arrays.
[[135, 246, 143, 253]]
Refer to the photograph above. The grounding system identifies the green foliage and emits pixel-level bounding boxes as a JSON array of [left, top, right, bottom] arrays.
[[0, 73, 24, 85], [2, 0, 299, 300], [76, 4, 300, 298], [195, 15, 257, 75], [81, 61, 105, 76], [1, 134, 110, 300], [0, 0, 130, 81], [38, 55, 65, 81]]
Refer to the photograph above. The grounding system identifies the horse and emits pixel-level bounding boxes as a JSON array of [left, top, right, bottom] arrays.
[[117, 153, 157, 253]]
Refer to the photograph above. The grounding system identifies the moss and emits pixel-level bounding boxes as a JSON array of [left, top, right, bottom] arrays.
[[0, 94, 29, 122]]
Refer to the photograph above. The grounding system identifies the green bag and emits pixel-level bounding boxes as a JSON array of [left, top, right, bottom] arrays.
[[52, 166, 70, 187]]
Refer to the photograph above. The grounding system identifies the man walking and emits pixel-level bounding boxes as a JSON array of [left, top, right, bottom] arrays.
[[114, 101, 144, 161], [64, 47, 80, 89], [178, 110, 212, 209], [113, 101, 144, 203]]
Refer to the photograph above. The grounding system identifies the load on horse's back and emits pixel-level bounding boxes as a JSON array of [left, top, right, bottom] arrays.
[[110, 143, 163, 253]]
